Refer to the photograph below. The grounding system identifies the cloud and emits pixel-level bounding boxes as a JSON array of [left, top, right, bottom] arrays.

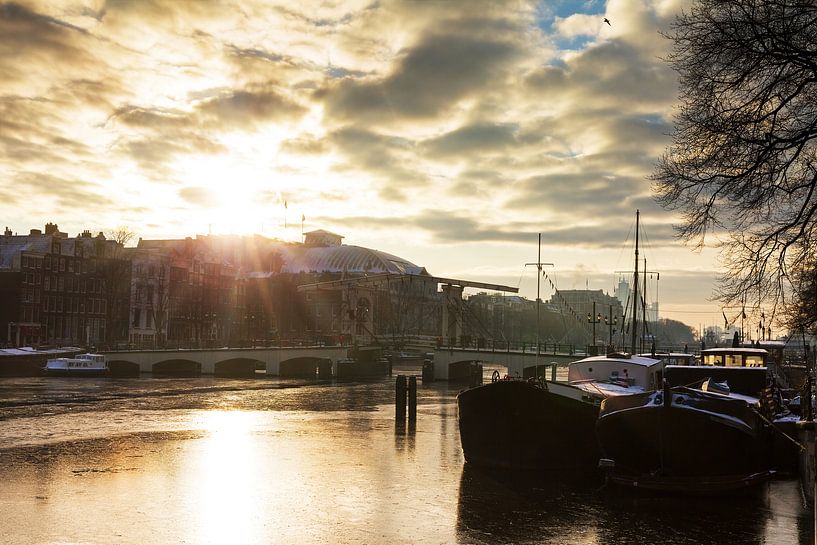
[[179, 186, 218, 207], [322, 22, 526, 124], [15, 171, 113, 209], [422, 123, 519, 157], [0, 0, 720, 326]]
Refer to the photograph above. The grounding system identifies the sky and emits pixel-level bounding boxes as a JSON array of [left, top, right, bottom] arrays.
[[0, 0, 739, 333]]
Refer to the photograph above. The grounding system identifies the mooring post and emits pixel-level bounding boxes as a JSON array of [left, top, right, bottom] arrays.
[[408, 375, 417, 422], [421, 358, 433, 383], [551, 363, 557, 382], [395, 374, 407, 420]]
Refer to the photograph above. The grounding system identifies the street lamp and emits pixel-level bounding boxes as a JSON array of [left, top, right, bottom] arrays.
[[604, 304, 618, 350], [587, 301, 602, 353]]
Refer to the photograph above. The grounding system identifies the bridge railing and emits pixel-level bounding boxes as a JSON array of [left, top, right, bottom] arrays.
[[102, 338, 352, 352], [437, 337, 580, 356]]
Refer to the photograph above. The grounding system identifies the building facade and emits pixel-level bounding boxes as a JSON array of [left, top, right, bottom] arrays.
[[0, 224, 129, 347]]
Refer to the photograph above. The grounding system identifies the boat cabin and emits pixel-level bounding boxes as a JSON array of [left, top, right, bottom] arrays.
[[640, 352, 697, 366], [45, 353, 108, 371], [568, 354, 664, 390], [700, 348, 768, 368], [75, 353, 106, 365]]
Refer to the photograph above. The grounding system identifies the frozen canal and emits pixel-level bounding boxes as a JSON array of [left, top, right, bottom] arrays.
[[0, 367, 811, 544]]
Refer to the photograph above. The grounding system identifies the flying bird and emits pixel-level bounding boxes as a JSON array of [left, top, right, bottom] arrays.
[[603, 18, 611, 26]]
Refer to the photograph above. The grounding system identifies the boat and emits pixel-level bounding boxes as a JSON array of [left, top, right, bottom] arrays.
[[457, 210, 662, 471], [595, 347, 778, 492], [44, 353, 110, 376], [457, 352, 663, 470]]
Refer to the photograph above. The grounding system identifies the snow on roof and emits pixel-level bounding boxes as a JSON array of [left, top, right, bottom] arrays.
[[701, 347, 769, 355], [573, 354, 663, 367]]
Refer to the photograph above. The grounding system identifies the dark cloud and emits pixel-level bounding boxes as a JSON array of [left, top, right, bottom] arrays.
[[197, 87, 306, 129], [322, 27, 524, 123], [123, 134, 225, 177], [524, 40, 676, 111], [507, 172, 646, 214], [313, 209, 677, 248], [423, 122, 518, 157], [328, 126, 427, 200]]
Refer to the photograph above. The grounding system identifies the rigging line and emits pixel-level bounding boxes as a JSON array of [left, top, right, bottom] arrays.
[[516, 267, 526, 290], [614, 213, 637, 276]]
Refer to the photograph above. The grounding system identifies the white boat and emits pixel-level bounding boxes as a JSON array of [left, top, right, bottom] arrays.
[[44, 353, 109, 376]]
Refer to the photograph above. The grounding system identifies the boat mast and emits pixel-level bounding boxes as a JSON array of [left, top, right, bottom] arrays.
[[525, 233, 553, 372], [536, 233, 541, 366], [642, 257, 647, 354], [630, 210, 639, 355]]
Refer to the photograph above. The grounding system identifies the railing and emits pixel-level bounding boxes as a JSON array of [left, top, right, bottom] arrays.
[[436, 337, 579, 355], [102, 338, 353, 352]]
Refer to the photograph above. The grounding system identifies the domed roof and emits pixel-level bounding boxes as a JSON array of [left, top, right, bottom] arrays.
[[277, 244, 427, 275]]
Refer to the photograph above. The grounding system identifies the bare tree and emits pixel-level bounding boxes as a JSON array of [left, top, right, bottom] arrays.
[[108, 226, 136, 247], [653, 0, 817, 327]]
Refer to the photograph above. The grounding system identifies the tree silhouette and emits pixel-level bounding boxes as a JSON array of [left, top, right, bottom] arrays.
[[653, 0, 817, 326]]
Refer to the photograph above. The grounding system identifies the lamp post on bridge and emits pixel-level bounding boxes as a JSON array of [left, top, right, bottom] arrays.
[[587, 301, 602, 355], [604, 304, 618, 351]]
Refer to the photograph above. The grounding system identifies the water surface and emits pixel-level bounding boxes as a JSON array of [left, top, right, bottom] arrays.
[[0, 368, 811, 544]]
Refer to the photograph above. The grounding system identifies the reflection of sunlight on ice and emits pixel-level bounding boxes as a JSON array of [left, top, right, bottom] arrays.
[[189, 411, 265, 545]]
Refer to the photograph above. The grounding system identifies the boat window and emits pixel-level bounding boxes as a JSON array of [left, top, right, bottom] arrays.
[[745, 355, 765, 367], [725, 354, 741, 367], [702, 354, 720, 366]]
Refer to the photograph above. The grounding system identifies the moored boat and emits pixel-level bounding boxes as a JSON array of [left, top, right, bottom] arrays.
[[457, 353, 663, 470], [596, 347, 777, 492], [44, 353, 109, 376]]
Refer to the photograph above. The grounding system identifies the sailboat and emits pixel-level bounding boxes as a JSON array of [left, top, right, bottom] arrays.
[[457, 211, 663, 471]]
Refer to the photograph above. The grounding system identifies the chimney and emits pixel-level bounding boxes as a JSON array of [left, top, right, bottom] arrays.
[[29, 229, 42, 236], [44, 222, 58, 235], [4, 227, 11, 237]]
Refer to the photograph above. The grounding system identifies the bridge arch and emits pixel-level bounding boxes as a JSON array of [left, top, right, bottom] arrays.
[[279, 356, 331, 378], [153, 359, 201, 377], [214, 358, 263, 378], [108, 360, 140, 377]]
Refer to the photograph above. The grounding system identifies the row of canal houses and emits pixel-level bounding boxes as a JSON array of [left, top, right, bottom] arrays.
[[0, 223, 444, 349]]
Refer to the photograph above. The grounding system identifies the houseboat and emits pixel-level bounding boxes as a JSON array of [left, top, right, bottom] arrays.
[[457, 352, 663, 471], [596, 347, 777, 492]]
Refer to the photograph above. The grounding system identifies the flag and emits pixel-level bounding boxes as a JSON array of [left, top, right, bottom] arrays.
[[284, 200, 288, 209], [301, 213, 305, 222]]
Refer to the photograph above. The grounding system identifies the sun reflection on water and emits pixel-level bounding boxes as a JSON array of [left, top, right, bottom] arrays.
[[187, 411, 266, 545]]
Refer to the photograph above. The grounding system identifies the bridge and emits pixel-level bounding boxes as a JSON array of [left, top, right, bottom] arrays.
[[101, 346, 348, 377], [432, 346, 584, 381]]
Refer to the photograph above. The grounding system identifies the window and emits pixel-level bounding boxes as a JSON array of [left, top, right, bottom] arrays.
[[133, 308, 141, 328]]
